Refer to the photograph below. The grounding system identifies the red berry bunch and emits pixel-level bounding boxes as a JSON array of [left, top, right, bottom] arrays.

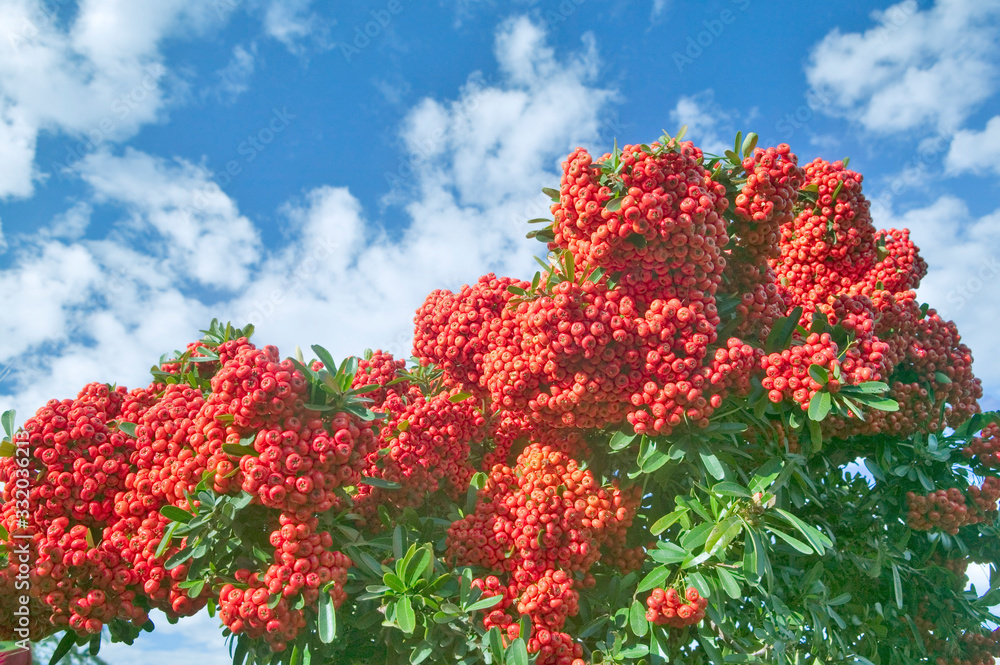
[[906, 478, 1000, 534], [964, 423, 1000, 468], [0, 390, 143, 633], [447, 442, 638, 661], [413, 275, 529, 396], [645, 586, 708, 628], [760, 332, 840, 408], [774, 158, 876, 305], [733, 144, 804, 265], [550, 143, 729, 277], [351, 349, 410, 409], [208, 343, 309, 430], [240, 409, 375, 516], [355, 390, 486, 523], [485, 279, 640, 429]]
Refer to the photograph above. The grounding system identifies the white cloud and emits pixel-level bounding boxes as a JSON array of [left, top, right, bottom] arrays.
[[211, 43, 256, 103], [77, 148, 263, 291], [669, 89, 734, 156], [945, 115, 1000, 176], [806, 0, 1000, 134], [262, 0, 331, 54], [0, 15, 615, 434], [0, 0, 233, 199], [884, 196, 1000, 402]]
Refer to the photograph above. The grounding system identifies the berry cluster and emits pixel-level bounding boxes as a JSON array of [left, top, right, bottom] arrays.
[[645, 586, 708, 628], [355, 388, 486, 522], [906, 478, 1000, 534], [447, 443, 637, 664], [964, 423, 1000, 468]]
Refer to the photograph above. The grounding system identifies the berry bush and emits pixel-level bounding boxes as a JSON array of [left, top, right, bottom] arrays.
[[2, 129, 1000, 665]]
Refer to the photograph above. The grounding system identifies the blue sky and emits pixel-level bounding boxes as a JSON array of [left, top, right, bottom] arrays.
[[1, 0, 999, 661]]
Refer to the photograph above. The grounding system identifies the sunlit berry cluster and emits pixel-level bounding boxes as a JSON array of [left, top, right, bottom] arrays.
[[645, 586, 708, 628]]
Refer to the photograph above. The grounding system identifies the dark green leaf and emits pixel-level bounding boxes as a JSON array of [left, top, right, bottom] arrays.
[[396, 596, 416, 634], [808, 364, 829, 385], [49, 631, 78, 665], [637, 566, 670, 593], [117, 421, 137, 438], [767, 307, 803, 354], [717, 567, 741, 599], [506, 638, 528, 665], [651, 508, 688, 535], [712, 482, 750, 498], [766, 526, 813, 555], [359, 476, 401, 490], [699, 447, 725, 480], [630, 599, 649, 637], [318, 592, 337, 643], [160, 506, 193, 524], [808, 391, 832, 421], [774, 508, 831, 554], [465, 594, 503, 613]]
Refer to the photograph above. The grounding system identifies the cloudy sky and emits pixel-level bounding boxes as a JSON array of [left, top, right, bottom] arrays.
[[1, 0, 999, 661]]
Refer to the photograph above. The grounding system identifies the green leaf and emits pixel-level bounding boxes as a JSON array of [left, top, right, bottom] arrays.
[[934, 371, 952, 384], [706, 516, 742, 556], [699, 447, 725, 480], [318, 592, 337, 643], [1, 410, 14, 439], [630, 599, 649, 637], [749, 458, 784, 493], [651, 508, 688, 535], [164, 545, 194, 569], [716, 567, 741, 599], [808, 364, 829, 385], [808, 391, 832, 421], [383, 573, 407, 594], [117, 421, 137, 438], [465, 594, 504, 613], [0, 524, 8, 541], [222, 443, 255, 457], [449, 392, 473, 403], [741, 132, 758, 158], [50, 631, 78, 665], [774, 508, 831, 555], [766, 526, 813, 555], [506, 638, 528, 665], [404, 546, 433, 587], [892, 563, 904, 610], [542, 187, 560, 201], [697, 629, 725, 665], [637, 566, 671, 593], [765, 307, 802, 353], [0, 440, 14, 458], [605, 197, 624, 212], [487, 627, 505, 661], [808, 418, 823, 453], [359, 476, 401, 490], [310, 345, 339, 378], [610, 430, 638, 451], [396, 596, 416, 634], [186, 579, 206, 599], [410, 641, 434, 665], [160, 505, 194, 524], [649, 542, 688, 565], [711, 482, 750, 498]]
